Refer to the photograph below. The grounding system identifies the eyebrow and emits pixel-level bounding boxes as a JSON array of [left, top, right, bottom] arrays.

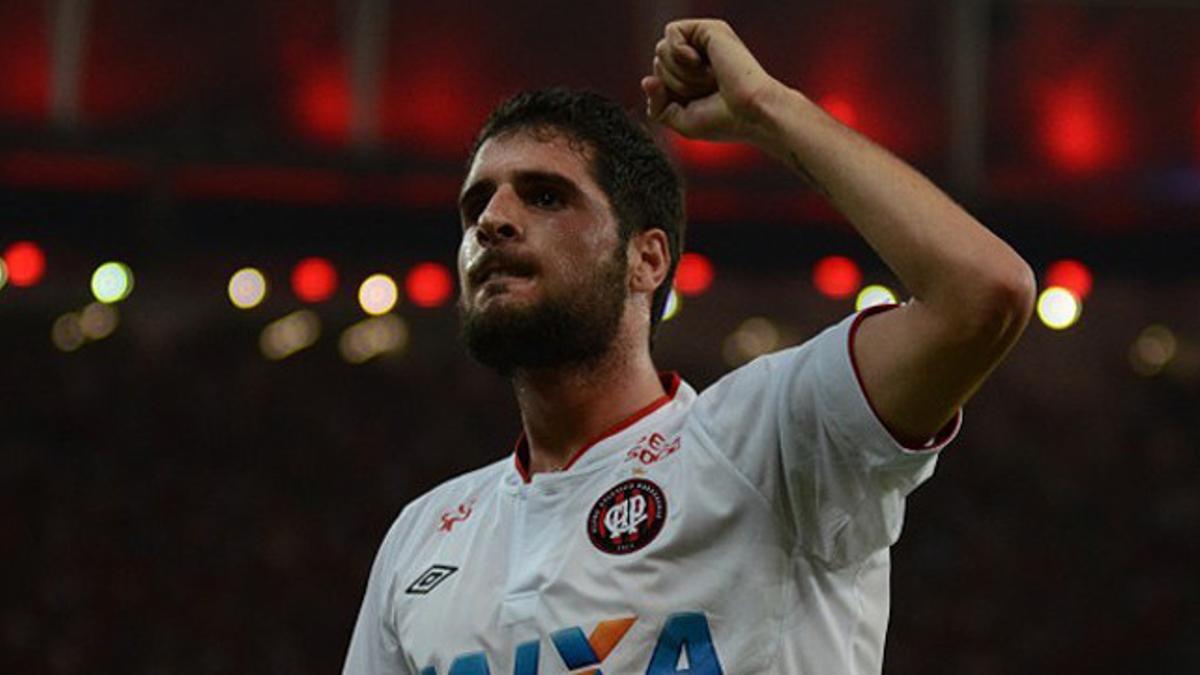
[[458, 170, 583, 214]]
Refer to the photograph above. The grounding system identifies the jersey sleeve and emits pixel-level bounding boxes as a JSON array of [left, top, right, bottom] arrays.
[[343, 516, 412, 675], [693, 306, 960, 567]]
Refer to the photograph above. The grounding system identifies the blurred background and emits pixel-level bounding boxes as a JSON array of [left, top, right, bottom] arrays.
[[2, 0, 1198, 672]]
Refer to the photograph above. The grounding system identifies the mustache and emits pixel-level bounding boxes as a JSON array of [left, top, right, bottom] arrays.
[[467, 250, 540, 287]]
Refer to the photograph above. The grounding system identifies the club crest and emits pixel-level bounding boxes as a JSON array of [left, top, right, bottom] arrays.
[[587, 478, 667, 555]]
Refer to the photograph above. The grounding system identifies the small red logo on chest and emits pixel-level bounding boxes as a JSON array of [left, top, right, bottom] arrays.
[[624, 432, 681, 466], [438, 500, 475, 533]]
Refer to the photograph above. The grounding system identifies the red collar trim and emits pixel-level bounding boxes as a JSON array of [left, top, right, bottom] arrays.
[[512, 372, 682, 483]]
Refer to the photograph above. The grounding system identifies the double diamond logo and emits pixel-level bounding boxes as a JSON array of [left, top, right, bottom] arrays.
[[405, 564, 458, 595]]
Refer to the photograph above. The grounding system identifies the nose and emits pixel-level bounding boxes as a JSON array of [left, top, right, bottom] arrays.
[[475, 186, 523, 247]]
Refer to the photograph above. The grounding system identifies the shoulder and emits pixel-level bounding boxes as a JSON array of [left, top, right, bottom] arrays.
[[695, 315, 846, 407], [377, 457, 510, 556], [399, 457, 509, 522]]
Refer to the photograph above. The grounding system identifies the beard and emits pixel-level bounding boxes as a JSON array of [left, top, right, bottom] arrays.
[[460, 244, 628, 376]]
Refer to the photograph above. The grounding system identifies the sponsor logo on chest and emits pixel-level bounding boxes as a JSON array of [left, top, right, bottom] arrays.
[[420, 612, 725, 674]]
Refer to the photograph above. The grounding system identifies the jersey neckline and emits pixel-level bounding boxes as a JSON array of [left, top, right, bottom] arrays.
[[511, 372, 682, 483]]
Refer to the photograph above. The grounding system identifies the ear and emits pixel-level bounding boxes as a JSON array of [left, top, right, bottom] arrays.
[[627, 228, 671, 296]]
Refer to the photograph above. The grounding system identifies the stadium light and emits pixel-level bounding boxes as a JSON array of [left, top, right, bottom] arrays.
[[229, 268, 268, 309], [675, 253, 714, 296], [813, 255, 862, 299], [90, 261, 134, 303], [855, 284, 897, 311], [405, 262, 454, 308], [359, 274, 399, 316], [1045, 259, 1093, 300], [1036, 286, 1081, 330], [3, 240, 46, 287], [291, 257, 338, 303]]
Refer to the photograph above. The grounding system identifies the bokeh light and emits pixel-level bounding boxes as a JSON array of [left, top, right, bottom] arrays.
[[339, 314, 409, 364], [675, 252, 715, 296], [405, 262, 453, 308], [358, 274, 399, 315], [855, 284, 897, 311], [1045, 259, 1093, 300], [1036, 286, 1081, 330], [812, 255, 862, 299], [228, 268, 268, 309], [291, 257, 338, 303], [1129, 325, 1177, 377], [79, 302, 119, 340], [723, 317, 782, 366], [51, 313, 84, 352], [90, 261, 134, 303], [260, 310, 321, 360], [3, 240, 46, 287], [662, 289, 681, 321]]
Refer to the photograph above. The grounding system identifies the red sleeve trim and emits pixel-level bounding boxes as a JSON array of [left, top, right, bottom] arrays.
[[847, 304, 960, 451], [513, 372, 682, 482]]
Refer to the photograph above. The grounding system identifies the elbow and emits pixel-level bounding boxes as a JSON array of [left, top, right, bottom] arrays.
[[972, 257, 1037, 346], [1002, 258, 1037, 328], [931, 256, 1035, 348]]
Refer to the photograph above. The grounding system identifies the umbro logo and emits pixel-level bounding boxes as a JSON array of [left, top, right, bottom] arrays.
[[405, 564, 458, 595]]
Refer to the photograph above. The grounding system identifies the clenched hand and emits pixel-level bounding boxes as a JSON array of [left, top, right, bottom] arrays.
[[640, 19, 785, 146]]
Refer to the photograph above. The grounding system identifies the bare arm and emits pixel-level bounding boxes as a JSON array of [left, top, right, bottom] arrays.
[[643, 19, 1035, 443]]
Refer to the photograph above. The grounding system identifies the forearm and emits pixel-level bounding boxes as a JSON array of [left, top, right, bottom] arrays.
[[645, 18, 1035, 439], [748, 84, 1034, 329]]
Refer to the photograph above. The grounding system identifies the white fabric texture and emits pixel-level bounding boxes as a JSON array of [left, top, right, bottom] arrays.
[[343, 310, 958, 674]]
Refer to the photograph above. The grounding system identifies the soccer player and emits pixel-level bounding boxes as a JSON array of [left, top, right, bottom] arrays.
[[345, 18, 1034, 674]]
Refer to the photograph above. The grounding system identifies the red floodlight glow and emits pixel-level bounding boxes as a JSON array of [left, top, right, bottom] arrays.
[[296, 61, 350, 144], [668, 135, 758, 170], [1045, 259, 1093, 300], [397, 76, 472, 150], [818, 94, 859, 128], [1195, 100, 1200, 159], [291, 257, 338, 303], [813, 255, 862, 299], [3, 240, 46, 287], [674, 252, 714, 296], [382, 37, 483, 157], [405, 262, 454, 308], [1042, 82, 1118, 173], [0, 8, 48, 122]]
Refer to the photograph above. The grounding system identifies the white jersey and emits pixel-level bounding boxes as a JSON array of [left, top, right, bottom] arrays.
[[344, 309, 959, 674]]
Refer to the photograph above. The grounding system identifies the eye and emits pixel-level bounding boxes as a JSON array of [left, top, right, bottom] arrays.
[[530, 188, 563, 209], [460, 201, 484, 228]]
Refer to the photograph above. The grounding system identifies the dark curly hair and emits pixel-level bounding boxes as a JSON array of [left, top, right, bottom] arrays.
[[467, 87, 686, 340]]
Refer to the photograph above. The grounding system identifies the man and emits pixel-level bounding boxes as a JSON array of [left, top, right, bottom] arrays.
[[345, 19, 1034, 674]]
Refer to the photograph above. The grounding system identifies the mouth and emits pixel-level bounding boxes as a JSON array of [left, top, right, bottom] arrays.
[[481, 271, 531, 285], [468, 255, 539, 290], [475, 273, 537, 304]]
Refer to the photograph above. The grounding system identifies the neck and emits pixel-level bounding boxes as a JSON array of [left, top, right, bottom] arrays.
[[513, 337, 665, 476]]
